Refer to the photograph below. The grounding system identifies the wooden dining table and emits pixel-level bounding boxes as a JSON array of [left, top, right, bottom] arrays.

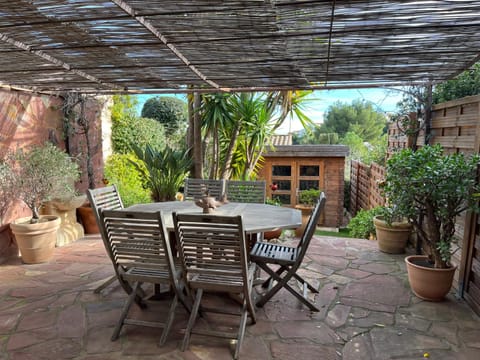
[[127, 200, 302, 234]]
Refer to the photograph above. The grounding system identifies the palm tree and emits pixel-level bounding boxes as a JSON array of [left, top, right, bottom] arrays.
[[196, 90, 314, 180]]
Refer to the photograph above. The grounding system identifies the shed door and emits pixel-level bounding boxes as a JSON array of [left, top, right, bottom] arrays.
[[270, 161, 293, 205]]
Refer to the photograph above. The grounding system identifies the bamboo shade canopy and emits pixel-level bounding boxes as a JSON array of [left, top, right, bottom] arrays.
[[0, 0, 480, 94]]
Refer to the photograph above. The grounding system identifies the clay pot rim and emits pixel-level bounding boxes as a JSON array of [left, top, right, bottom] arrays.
[[405, 255, 457, 271], [374, 215, 412, 229]]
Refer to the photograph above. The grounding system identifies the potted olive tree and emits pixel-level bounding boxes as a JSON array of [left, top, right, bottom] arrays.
[[383, 144, 479, 301], [7, 142, 80, 263]]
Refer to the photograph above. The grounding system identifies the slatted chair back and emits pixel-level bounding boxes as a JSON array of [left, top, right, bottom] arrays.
[[183, 178, 225, 200], [173, 212, 256, 359], [87, 185, 124, 293], [87, 185, 124, 230], [99, 209, 183, 345], [250, 192, 326, 311], [225, 180, 266, 203], [295, 192, 327, 267], [100, 210, 175, 277]]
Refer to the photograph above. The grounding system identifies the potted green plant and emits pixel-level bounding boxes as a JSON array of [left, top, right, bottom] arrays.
[[295, 188, 321, 237], [7, 142, 80, 263], [372, 206, 412, 254], [383, 144, 479, 301]]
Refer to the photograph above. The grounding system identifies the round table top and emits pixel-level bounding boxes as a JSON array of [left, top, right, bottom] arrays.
[[127, 200, 302, 233]]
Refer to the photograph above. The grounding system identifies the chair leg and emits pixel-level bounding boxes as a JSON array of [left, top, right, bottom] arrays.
[[261, 266, 287, 288], [292, 273, 319, 293], [255, 264, 287, 307], [234, 302, 248, 360], [159, 294, 178, 346], [181, 288, 203, 352], [112, 281, 139, 341], [281, 281, 320, 311], [94, 275, 117, 293], [255, 264, 320, 311]]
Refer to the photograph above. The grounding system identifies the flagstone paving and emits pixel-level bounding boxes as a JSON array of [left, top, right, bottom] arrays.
[[0, 235, 479, 359]]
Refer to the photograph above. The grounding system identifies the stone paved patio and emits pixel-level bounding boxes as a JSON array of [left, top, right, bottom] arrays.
[[1, 234, 479, 360]]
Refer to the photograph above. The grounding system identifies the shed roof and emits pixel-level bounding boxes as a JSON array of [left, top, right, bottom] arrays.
[[1, 1, 480, 95], [263, 144, 349, 158]]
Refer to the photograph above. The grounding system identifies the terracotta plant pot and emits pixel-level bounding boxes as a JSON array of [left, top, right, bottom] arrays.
[[373, 215, 412, 254], [294, 204, 313, 237], [264, 228, 282, 240], [77, 206, 100, 234], [405, 255, 457, 301], [10, 215, 61, 264]]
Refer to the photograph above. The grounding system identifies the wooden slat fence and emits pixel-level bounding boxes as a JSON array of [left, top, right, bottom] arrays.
[[349, 161, 385, 215]]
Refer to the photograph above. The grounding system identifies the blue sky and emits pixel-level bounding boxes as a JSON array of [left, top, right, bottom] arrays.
[[135, 88, 404, 135]]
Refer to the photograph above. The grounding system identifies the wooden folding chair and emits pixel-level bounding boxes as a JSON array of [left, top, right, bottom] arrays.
[[173, 213, 256, 360], [99, 209, 189, 345], [183, 178, 225, 200], [250, 192, 326, 311], [87, 185, 124, 294], [225, 180, 266, 203]]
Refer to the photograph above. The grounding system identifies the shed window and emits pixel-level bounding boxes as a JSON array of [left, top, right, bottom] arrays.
[[300, 165, 319, 176], [272, 165, 291, 176]]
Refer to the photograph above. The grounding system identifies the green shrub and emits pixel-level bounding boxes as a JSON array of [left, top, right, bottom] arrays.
[[112, 113, 167, 154], [298, 188, 321, 206], [348, 207, 383, 239], [104, 153, 151, 207]]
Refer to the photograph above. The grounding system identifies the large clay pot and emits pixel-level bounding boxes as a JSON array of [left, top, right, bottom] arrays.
[[374, 215, 412, 254], [77, 206, 100, 234], [405, 255, 457, 301], [294, 204, 313, 237], [10, 215, 61, 264]]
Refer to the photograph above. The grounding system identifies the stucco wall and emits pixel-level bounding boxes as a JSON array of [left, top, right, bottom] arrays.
[[0, 89, 109, 263]]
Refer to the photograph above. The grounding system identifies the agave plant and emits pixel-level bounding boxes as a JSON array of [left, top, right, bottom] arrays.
[[132, 144, 192, 202]]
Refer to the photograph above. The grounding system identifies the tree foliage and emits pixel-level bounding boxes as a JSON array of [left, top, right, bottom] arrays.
[[293, 100, 388, 165], [320, 100, 387, 142], [111, 95, 167, 153], [141, 96, 187, 134], [198, 91, 312, 180], [433, 62, 480, 104], [5, 143, 80, 222]]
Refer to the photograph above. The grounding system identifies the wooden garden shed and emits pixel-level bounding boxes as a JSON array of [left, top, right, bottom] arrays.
[[258, 143, 349, 229]]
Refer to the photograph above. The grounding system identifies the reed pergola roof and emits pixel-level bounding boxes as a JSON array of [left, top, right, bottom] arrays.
[[1, 0, 480, 94]]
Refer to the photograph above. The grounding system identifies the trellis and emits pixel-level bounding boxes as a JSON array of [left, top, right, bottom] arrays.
[[0, 1, 480, 94]]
